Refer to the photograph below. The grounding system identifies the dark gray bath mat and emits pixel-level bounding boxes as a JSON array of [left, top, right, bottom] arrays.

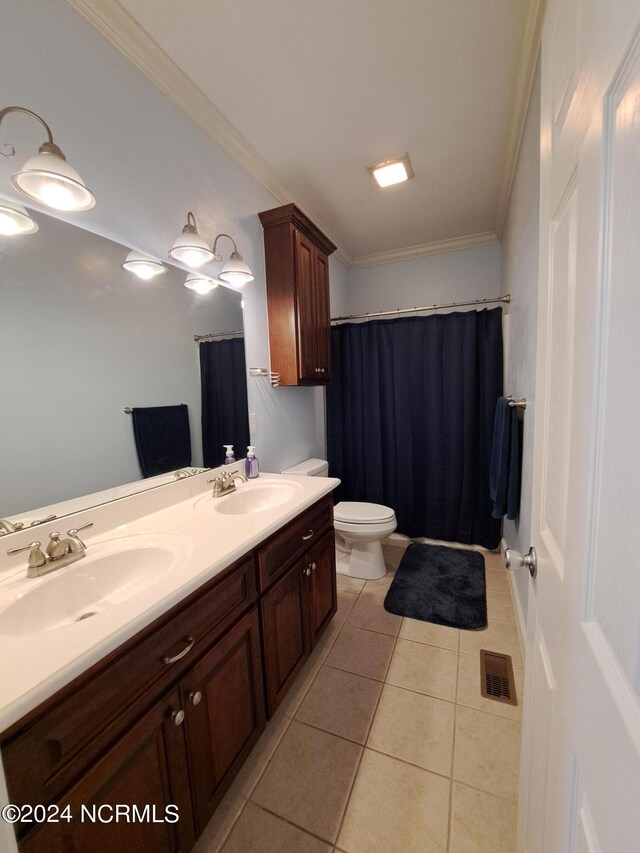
[[383, 543, 487, 630]]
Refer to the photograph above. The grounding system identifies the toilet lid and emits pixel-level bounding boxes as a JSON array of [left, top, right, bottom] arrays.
[[334, 501, 396, 524]]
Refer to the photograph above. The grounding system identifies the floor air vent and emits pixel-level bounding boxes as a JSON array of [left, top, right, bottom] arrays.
[[480, 650, 517, 706]]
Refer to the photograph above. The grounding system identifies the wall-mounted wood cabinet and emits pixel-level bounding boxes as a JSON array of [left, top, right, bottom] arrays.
[[259, 204, 336, 386]]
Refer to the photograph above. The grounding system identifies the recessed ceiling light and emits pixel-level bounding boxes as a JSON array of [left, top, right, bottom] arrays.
[[367, 153, 414, 188]]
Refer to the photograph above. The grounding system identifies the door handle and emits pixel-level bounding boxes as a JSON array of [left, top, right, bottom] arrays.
[[504, 546, 537, 578]]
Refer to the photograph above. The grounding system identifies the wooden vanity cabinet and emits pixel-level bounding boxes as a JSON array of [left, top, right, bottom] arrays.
[[259, 500, 337, 716], [2, 496, 336, 852], [258, 203, 336, 386]]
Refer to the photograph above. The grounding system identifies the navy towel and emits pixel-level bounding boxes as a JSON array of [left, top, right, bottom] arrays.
[[489, 397, 521, 520], [131, 404, 192, 478]]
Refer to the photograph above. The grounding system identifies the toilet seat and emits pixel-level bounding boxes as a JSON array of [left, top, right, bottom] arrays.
[[334, 501, 395, 524]]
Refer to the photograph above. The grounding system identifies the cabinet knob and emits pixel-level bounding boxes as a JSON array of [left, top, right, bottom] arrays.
[[303, 567, 311, 577], [189, 691, 202, 706], [310, 561, 317, 572], [171, 709, 185, 726]]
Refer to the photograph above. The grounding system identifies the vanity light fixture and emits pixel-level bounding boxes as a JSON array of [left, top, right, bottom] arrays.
[[121, 250, 167, 280], [168, 212, 215, 268], [183, 272, 219, 296], [0, 106, 96, 211], [367, 153, 414, 188], [0, 197, 38, 235], [212, 233, 255, 286]]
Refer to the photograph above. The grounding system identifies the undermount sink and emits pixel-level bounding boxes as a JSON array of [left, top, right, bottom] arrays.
[[0, 533, 191, 636], [194, 479, 304, 516]]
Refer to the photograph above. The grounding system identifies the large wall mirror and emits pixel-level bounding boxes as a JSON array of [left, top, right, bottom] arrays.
[[0, 208, 250, 528]]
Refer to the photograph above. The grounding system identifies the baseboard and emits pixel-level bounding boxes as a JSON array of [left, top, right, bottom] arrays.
[[501, 537, 527, 664]]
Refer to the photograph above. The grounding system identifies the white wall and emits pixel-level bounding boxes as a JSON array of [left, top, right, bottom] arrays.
[[501, 62, 541, 623], [346, 243, 502, 316], [0, 0, 324, 478]]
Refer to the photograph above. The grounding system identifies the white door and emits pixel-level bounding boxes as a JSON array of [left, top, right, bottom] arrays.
[[519, 0, 640, 850]]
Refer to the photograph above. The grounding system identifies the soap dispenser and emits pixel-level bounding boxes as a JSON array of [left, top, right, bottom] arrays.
[[223, 445, 235, 465], [245, 446, 259, 479]]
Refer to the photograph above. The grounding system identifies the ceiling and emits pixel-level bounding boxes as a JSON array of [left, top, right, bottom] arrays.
[[69, 0, 540, 267]]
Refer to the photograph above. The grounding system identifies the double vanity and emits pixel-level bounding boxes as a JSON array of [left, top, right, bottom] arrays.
[[0, 468, 339, 852]]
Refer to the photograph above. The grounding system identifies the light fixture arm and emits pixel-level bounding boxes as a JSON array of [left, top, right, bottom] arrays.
[[0, 106, 64, 160], [183, 211, 198, 234], [212, 232, 239, 261]]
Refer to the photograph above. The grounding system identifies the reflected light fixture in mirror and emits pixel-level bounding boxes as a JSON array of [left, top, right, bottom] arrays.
[[212, 233, 255, 286], [0, 106, 96, 211], [122, 250, 167, 280], [168, 212, 215, 268], [0, 196, 38, 235], [183, 272, 219, 295]]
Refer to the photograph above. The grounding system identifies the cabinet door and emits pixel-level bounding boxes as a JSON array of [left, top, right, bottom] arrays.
[[294, 229, 319, 381], [20, 689, 194, 853], [306, 528, 337, 647], [313, 248, 331, 379], [180, 608, 265, 834], [260, 557, 311, 716]]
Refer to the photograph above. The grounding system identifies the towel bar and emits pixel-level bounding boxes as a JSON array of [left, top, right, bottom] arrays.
[[507, 397, 527, 409]]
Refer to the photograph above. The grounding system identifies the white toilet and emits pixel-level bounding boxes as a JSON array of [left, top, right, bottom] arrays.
[[281, 458, 397, 580]]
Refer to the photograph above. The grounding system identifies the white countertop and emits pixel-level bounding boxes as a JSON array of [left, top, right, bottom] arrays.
[[0, 470, 339, 732]]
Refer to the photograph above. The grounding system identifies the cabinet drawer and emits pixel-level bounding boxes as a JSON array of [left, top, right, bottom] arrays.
[[257, 496, 333, 591], [2, 553, 257, 813]]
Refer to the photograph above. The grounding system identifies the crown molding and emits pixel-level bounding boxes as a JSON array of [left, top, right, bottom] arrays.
[[64, 0, 353, 267], [494, 0, 546, 240], [350, 232, 499, 269]]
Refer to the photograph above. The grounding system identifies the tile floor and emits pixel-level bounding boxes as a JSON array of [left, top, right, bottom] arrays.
[[193, 542, 524, 853]]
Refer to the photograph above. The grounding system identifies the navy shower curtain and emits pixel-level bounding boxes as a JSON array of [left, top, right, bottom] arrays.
[[200, 338, 250, 467], [326, 307, 503, 550]]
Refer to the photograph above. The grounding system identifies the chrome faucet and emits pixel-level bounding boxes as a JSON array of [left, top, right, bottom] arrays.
[[207, 470, 247, 498], [0, 514, 57, 536], [7, 522, 93, 578]]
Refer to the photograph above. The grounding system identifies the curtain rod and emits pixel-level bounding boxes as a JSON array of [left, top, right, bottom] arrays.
[[193, 329, 244, 342], [331, 294, 510, 323]]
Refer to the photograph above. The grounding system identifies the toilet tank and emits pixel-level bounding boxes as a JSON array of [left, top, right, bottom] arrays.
[[281, 458, 329, 477]]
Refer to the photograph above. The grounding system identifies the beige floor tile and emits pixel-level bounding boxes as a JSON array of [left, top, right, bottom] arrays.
[[296, 665, 382, 744], [457, 652, 523, 721], [483, 551, 505, 569], [487, 588, 517, 625], [399, 617, 460, 651], [229, 705, 292, 797], [336, 574, 366, 594], [485, 569, 511, 596], [346, 593, 402, 636], [278, 654, 323, 717], [385, 639, 458, 702], [361, 573, 394, 598], [335, 591, 358, 623], [325, 625, 396, 681], [459, 619, 522, 665], [222, 802, 331, 853], [383, 544, 407, 572], [367, 684, 455, 777], [251, 720, 362, 843], [192, 789, 245, 853], [311, 619, 343, 663], [337, 749, 450, 853], [453, 706, 521, 801], [449, 782, 518, 853]]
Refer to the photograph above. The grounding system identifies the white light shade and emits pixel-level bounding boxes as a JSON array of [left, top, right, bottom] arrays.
[[183, 273, 219, 295], [122, 250, 167, 280], [367, 153, 414, 188], [12, 150, 96, 211], [218, 257, 255, 287], [169, 232, 214, 268], [0, 197, 38, 235]]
